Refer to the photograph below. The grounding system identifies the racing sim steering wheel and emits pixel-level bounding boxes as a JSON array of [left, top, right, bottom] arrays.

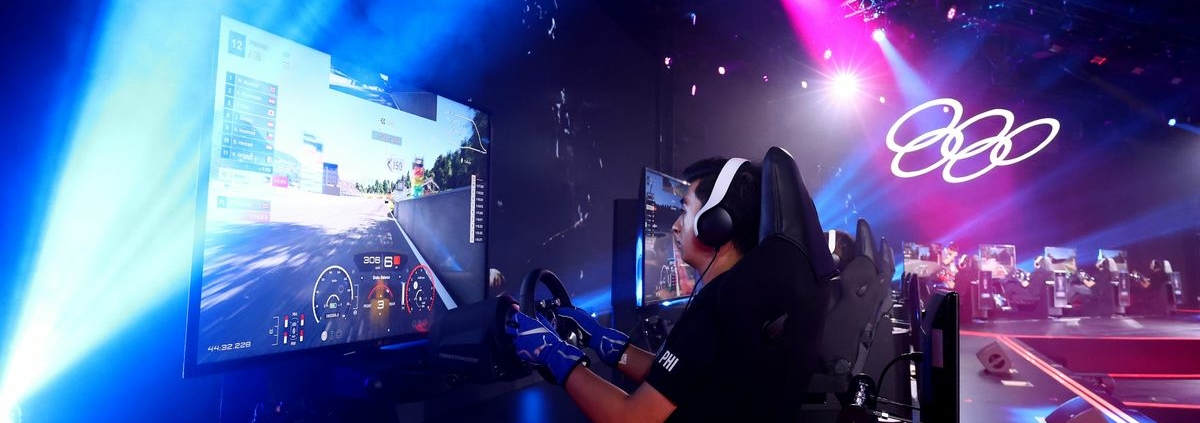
[[519, 268, 588, 348]]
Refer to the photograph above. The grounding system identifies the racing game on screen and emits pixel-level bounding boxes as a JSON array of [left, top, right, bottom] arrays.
[[641, 169, 699, 306], [193, 16, 489, 366]]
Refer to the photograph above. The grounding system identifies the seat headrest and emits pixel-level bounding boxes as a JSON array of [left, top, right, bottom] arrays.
[[854, 218, 877, 266], [759, 146, 837, 280], [879, 237, 896, 283]]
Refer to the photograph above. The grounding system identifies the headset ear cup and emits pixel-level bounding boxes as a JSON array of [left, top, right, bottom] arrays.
[[693, 157, 748, 249], [696, 206, 733, 248]]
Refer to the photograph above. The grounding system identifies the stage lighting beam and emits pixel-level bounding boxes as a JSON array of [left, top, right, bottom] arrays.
[[2, 399, 16, 423], [832, 72, 860, 100]]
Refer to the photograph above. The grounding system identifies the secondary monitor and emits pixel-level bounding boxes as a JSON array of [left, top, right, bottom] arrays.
[[919, 290, 959, 423], [639, 168, 699, 306], [185, 16, 491, 376]]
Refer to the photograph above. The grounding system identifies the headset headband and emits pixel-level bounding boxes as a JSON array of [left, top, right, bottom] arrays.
[[693, 158, 748, 238]]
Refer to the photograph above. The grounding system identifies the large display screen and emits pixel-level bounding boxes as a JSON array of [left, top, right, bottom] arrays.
[[640, 168, 698, 306], [186, 16, 489, 373], [901, 241, 958, 279], [1098, 249, 1128, 273], [1043, 246, 1078, 273], [978, 244, 1016, 279], [902, 242, 939, 277]]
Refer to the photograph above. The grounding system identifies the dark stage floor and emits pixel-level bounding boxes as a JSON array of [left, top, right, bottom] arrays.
[[962, 313, 1200, 423]]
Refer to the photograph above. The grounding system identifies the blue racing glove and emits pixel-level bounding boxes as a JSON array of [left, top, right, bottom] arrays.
[[506, 309, 589, 386], [556, 307, 629, 367]]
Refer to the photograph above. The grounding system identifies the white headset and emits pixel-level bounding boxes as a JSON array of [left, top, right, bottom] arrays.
[[692, 158, 748, 247]]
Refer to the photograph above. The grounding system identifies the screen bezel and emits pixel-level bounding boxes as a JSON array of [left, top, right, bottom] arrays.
[[183, 15, 492, 377]]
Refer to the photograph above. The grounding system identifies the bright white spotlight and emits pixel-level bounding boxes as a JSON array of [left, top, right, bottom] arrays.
[[823, 49, 833, 60], [2, 398, 18, 423], [832, 72, 859, 100], [718, 66, 726, 75], [872, 28, 886, 42], [801, 80, 809, 89], [691, 84, 697, 96], [1168, 118, 1177, 126], [879, 96, 887, 104]]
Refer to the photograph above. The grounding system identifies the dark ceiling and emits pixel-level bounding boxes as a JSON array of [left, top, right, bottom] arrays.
[[595, 0, 1200, 125]]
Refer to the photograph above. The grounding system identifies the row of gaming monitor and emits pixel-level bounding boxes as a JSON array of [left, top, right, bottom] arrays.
[[187, 16, 694, 375], [902, 243, 1131, 278]]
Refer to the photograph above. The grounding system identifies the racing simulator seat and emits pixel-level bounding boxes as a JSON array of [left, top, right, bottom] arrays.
[[747, 146, 840, 420], [801, 218, 895, 421]]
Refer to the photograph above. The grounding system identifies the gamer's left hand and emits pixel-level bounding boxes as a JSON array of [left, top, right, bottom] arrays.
[[556, 307, 630, 368]]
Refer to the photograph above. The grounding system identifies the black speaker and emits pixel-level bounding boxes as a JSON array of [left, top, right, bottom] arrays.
[[975, 341, 1011, 375], [1045, 396, 1107, 423]]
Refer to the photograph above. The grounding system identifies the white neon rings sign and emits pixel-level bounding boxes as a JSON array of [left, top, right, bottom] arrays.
[[885, 98, 1060, 183]]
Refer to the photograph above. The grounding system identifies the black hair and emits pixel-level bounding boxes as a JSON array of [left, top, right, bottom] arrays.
[[832, 230, 854, 270], [682, 157, 762, 255]]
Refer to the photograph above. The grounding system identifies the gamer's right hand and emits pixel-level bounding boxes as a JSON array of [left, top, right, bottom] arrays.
[[506, 308, 589, 386], [556, 307, 629, 367]]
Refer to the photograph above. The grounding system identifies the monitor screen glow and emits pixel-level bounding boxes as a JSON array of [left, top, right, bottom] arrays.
[[639, 169, 699, 306], [186, 16, 490, 374]]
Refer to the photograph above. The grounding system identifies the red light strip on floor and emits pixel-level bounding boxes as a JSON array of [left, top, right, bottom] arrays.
[[960, 330, 1001, 338], [960, 330, 1191, 342], [996, 335, 1139, 423], [1108, 373, 1200, 379], [1175, 309, 1200, 313], [1124, 401, 1200, 410], [1000, 333, 1200, 341]]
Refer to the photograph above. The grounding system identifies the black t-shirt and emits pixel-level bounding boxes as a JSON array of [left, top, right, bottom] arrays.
[[1148, 270, 1168, 291], [645, 237, 825, 423], [644, 270, 725, 422]]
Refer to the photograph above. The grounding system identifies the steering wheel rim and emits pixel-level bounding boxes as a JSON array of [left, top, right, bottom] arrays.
[[519, 268, 584, 348], [520, 268, 575, 316]]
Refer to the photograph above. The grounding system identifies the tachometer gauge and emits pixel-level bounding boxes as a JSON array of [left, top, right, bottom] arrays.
[[404, 264, 436, 313], [312, 265, 355, 323]]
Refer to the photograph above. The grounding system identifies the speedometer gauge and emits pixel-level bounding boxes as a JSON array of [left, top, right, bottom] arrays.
[[312, 265, 354, 323]]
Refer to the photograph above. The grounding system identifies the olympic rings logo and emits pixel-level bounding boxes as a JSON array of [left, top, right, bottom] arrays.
[[885, 98, 1060, 183]]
